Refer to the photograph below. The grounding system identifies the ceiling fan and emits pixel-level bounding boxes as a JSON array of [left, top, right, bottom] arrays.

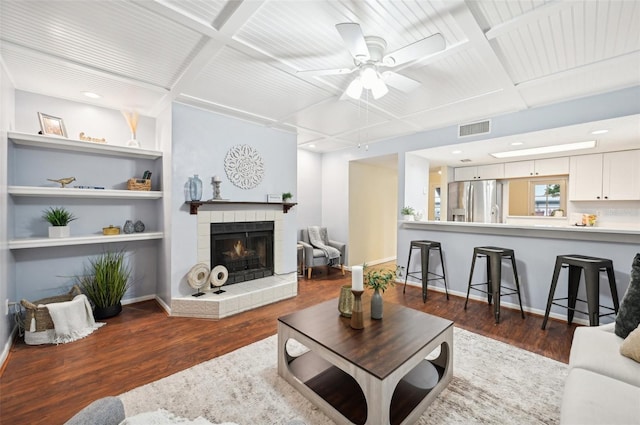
[[297, 23, 445, 100]]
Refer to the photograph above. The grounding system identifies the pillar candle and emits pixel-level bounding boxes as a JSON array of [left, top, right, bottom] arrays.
[[352, 265, 363, 291]]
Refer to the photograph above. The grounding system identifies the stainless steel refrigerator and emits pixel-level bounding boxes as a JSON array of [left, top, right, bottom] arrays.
[[448, 180, 503, 223]]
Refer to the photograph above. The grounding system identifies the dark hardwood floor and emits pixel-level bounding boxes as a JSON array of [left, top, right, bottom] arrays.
[[0, 265, 577, 425]]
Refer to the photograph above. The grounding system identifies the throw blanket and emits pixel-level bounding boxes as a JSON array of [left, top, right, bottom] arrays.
[[44, 294, 105, 344], [307, 226, 340, 263]]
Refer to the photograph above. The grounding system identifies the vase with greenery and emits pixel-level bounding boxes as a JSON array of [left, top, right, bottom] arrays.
[[42, 206, 77, 238], [401, 206, 415, 221], [364, 264, 404, 319], [76, 251, 131, 319], [282, 192, 292, 202]]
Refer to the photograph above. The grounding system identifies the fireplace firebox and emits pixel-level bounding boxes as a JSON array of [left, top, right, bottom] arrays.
[[210, 221, 274, 285]]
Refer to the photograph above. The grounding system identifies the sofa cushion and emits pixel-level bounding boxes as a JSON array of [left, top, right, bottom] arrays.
[[620, 323, 640, 363], [615, 253, 640, 339], [569, 323, 640, 387], [560, 368, 640, 425]]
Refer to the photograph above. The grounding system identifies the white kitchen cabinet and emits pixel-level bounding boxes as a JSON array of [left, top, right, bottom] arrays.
[[8, 131, 164, 248], [569, 150, 640, 201], [454, 163, 504, 181], [504, 157, 569, 178]]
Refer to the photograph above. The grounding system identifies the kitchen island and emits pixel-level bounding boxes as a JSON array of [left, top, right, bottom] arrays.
[[398, 220, 639, 325]]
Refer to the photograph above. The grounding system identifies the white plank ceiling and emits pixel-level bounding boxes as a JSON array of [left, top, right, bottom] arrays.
[[1, 0, 638, 154]]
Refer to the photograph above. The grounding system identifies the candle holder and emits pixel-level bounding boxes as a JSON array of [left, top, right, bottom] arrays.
[[350, 290, 364, 330]]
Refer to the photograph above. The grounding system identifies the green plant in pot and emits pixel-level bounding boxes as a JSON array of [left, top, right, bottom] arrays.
[[364, 264, 404, 320], [401, 206, 415, 221], [42, 206, 77, 238], [76, 251, 131, 319], [282, 192, 292, 202]]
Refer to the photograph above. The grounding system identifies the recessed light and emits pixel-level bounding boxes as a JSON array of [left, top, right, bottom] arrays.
[[82, 91, 101, 99], [591, 129, 609, 135], [308, 144, 316, 148], [510, 142, 523, 146], [452, 150, 462, 154], [491, 140, 597, 158]]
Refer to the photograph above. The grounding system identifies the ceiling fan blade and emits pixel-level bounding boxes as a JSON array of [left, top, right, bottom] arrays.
[[335, 23, 370, 61], [381, 71, 421, 92], [296, 67, 355, 77], [382, 33, 445, 67]]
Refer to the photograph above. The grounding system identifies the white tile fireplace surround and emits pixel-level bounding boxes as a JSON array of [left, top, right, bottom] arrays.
[[171, 207, 298, 319]]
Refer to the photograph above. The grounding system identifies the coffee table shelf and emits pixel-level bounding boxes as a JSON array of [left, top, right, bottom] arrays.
[[288, 349, 445, 425]]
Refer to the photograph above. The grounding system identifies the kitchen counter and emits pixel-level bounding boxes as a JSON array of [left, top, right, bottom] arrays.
[[401, 220, 640, 244], [397, 220, 639, 325]]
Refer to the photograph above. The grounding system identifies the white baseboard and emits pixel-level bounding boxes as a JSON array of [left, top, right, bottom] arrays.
[[0, 323, 18, 372], [347, 256, 397, 270]]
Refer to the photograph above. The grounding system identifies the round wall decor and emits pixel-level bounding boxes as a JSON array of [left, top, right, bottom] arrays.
[[224, 144, 264, 189]]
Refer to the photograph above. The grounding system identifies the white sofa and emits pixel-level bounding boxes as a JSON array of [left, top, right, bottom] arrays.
[[561, 323, 640, 424]]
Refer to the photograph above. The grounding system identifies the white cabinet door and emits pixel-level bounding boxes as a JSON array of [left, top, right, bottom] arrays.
[[454, 166, 479, 181], [603, 150, 640, 200], [569, 154, 603, 200], [477, 163, 504, 180], [504, 161, 534, 178], [534, 157, 569, 176]]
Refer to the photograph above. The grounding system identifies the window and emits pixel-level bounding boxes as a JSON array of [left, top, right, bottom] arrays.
[[530, 179, 566, 216]]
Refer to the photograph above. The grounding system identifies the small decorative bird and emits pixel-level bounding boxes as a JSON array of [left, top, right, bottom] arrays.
[[47, 177, 76, 188]]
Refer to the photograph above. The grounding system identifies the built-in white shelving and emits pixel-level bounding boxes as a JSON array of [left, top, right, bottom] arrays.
[[9, 186, 163, 199], [8, 131, 162, 159], [9, 232, 164, 250], [8, 131, 165, 251]]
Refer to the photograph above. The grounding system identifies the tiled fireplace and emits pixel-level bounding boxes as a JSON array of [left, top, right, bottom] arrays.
[[171, 207, 298, 319]]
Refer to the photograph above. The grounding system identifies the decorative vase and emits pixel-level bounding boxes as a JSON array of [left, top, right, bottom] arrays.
[[123, 220, 134, 234], [190, 174, 203, 201], [134, 220, 145, 232], [127, 132, 140, 148], [93, 303, 122, 320], [338, 285, 354, 317], [48, 225, 70, 238], [371, 288, 383, 319]]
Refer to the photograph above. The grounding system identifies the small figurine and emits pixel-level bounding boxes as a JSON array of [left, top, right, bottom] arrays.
[[47, 176, 76, 188]]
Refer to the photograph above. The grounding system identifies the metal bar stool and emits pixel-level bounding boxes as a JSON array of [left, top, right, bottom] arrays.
[[403, 240, 449, 303], [541, 254, 619, 329], [464, 246, 525, 324]]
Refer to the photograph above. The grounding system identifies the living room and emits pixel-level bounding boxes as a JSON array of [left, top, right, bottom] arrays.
[[1, 1, 640, 424]]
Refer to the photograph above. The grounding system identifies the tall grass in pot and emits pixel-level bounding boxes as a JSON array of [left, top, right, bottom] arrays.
[[77, 251, 131, 319]]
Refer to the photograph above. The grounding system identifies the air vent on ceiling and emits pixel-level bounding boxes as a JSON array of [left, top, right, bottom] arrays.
[[460, 159, 472, 163], [459, 120, 491, 138]]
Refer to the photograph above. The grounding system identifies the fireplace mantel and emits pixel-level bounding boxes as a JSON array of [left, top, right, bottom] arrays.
[[186, 201, 297, 215]]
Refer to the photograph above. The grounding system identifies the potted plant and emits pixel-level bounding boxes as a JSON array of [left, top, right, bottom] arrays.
[[76, 251, 131, 319], [401, 206, 415, 221], [282, 192, 293, 202], [364, 264, 404, 319], [42, 206, 77, 238]]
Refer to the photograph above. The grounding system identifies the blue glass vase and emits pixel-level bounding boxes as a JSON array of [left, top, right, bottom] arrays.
[[190, 174, 202, 201]]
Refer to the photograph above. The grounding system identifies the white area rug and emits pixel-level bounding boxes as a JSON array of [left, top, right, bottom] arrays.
[[119, 328, 567, 424]]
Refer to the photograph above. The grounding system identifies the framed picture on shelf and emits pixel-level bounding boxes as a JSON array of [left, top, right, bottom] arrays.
[[37, 112, 67, 137]]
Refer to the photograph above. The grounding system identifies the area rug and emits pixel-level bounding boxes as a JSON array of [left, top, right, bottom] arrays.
[[119, 328, 567, 424]]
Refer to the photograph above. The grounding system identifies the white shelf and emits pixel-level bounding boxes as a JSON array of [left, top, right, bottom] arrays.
[[8, 131, 162, 159], [9, 232, 164, 249], [9, 186, 163, 199]]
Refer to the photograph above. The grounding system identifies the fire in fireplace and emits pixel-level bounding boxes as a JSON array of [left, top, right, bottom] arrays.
[[210, 221, 274, 285]]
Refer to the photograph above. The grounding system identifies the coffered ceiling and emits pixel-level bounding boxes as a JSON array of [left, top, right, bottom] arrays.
[[1, 0, 639, 153]]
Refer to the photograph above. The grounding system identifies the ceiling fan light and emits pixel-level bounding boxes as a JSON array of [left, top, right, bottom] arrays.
[[371, 77, 388, 99], [360, 65, 378, 89], [345, 77, 364, 99]]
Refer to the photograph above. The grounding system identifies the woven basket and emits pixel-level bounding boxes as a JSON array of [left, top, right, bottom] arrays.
[[127, 178, 151, 191], [20, 285, 83, 333]]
